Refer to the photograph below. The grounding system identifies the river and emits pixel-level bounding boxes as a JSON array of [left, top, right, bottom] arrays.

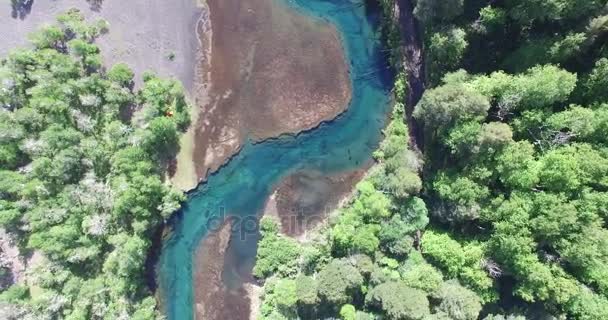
[[158, 0, 393, 318]]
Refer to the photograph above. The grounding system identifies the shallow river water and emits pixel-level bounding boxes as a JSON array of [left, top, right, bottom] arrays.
[[158, 0, 393, 318]]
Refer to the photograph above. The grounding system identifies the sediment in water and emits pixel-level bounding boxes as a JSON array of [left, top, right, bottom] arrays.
[[172, 0, 353, 188]]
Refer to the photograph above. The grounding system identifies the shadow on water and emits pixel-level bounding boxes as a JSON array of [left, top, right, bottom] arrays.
[[11, 0, 34, 20]]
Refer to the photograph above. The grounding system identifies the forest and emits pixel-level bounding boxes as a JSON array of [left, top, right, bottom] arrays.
[[254, 0, 608, 319], [0, 10, 190, 319]]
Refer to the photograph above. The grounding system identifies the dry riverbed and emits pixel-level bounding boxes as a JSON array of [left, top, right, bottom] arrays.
[[193, 218, 252, 320], [0, 0, 202, 91]]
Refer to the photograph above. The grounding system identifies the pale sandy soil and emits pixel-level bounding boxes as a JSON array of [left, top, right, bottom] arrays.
[[262, 167, 371, 240], [193, 219, 233, 320], [169, 0, 211, 190], [0, 0, 202, 91]]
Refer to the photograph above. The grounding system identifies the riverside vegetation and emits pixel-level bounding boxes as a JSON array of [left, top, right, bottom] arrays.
[[0, 10, 190, 319], [254, 0, 608, 319]]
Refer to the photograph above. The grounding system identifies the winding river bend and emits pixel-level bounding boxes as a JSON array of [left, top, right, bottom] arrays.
[[158, 0, 393, 318]]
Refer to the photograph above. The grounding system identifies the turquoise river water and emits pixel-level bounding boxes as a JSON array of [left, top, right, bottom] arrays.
[[158, 0, 393, 318]]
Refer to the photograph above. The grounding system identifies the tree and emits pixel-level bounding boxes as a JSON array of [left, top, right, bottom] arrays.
[[379, 215, 415, 257], [400, 252, 444, 293], [476, 6, 506, 34], [583, 58, 608, 104], [483, 314, 525, 320], [506, 0, 604, 23], [477, 122, 513, 151], [560, 227, 608, 295], [273, 279, 298, 311], [140, 117, 179, 156], [107, 63, 134, 87], [549, 33, 587, 63], [495, 141, 539, 190], [340, 304, 356, 320], [414, 84, 490, 135], [384, 166, 422, 199], [537, 147, 583, 192], [566, 289, 608, 320], [253, 218, 301, 278], [445, 121, 482, 156], [433, 173, 489, 222], [472, 65, 577, 110], [434, 280, 482, 320], [365, 281, 430, 320], [317, 259, 363, 305], [548, 105, 608, 144], [295, 275, 318, 306], [351, 181, 391, 222], [421, 231, 496, 302], [428, 27, 468, 76], [0, 11, 190, 318], [414, 0, 463, 25], [351, 224, 381, 255], [399, 197, 429, 231], [422, 231, 466, 277], [0, 285, 29, 303]]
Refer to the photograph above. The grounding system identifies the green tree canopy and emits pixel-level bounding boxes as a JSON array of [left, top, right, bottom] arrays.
[[365, 281, 430, 320], [317, 259, 364, 305]]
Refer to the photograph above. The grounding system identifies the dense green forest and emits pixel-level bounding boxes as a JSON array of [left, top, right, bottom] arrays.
[[254, 0, 608, 319], [0, 10, 189, 319]]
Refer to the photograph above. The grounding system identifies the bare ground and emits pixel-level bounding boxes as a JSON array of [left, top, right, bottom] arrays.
[[0, 229, 26, 289], [0, 0, 202, 91], [391, 0, 426, 149]]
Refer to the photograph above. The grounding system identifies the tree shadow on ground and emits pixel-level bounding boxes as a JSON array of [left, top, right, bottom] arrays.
[[87, 0, 103, 12], [11, 0, 34, 20]]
